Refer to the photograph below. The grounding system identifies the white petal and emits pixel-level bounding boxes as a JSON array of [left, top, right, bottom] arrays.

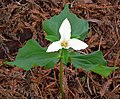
[[46, 41, 62, 52], [59, 18, 71, 41], [68, 38, 88, 50]]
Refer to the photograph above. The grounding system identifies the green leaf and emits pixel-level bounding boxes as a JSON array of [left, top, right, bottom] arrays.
[[46, 35, 58, 42], [61, 49, 69, 65], [44, 4, 89, 42], [70, 51, 118, 77], [70, 51, 107, 71], [6, 39, 59, 70], [92, 65, 118, 78]]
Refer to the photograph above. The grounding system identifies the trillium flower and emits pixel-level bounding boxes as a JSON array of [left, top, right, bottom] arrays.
[[46, 18, 88, 52]]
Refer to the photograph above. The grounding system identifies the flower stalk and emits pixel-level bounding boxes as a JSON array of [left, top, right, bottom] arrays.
[[59, 49, 64, 99]]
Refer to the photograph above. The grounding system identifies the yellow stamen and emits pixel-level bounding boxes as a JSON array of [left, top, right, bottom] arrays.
[[61, 41, 68, 48]]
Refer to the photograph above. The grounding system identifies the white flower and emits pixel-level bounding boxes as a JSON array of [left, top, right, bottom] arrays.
[[46, 18, 88, 52]]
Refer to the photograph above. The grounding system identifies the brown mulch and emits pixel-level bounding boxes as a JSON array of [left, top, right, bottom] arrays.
[[0, 0, 120, 99]]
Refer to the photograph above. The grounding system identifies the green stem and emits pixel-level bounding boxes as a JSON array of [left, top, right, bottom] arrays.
[[60, 50, 64, 99]]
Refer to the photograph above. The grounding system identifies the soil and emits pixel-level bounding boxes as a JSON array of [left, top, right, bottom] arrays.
[[0, 0, 120, 99]]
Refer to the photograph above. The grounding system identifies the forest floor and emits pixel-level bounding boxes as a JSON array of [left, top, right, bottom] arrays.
[[0, 0, 120, 99]]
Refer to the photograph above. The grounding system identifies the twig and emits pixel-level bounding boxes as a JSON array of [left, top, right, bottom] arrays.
[[87, 77, 93, 95], [104, 37, 120, 57], [98, 36, 103, 51]]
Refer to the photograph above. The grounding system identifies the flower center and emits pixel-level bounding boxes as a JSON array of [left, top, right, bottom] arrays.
[[61, 41, 68, 48]]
